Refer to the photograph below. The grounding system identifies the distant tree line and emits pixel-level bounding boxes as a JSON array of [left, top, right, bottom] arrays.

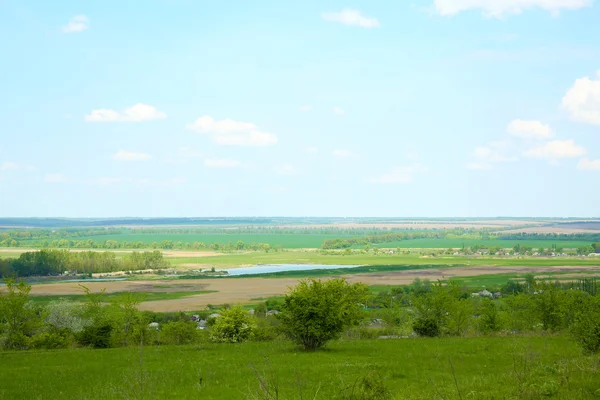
[[0, 250, 169, 278]]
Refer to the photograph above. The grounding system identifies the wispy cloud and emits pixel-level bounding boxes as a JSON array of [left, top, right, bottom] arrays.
[[187, 116, 278, 147], [466, 141, 517, 170], [508, 119, 553, 140], [299, 105, 312, 112], [62, 15, 89, 33], [322, 9, 380, 28], [577, 158, 600, 171], [433, 0, 591, 18], [332, 106, 346, 116], [85, 104, 167, 122], [0, 161, 35, 171], [44, 173, 68, 183], [523, 140, 587, 160]]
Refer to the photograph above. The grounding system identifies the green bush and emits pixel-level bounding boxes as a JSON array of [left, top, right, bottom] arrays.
[[210, 306, 254, 343], [338, 371, 392, 400], [77, 323, 113, 348], [30, 329, 71, 349], [413, 317, 440, 337], [278, 278, 369, 350], [160, 321, 198, 345], [570, 296, 600, 354]]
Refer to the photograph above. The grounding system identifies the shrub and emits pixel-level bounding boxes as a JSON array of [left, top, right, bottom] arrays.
[[77, 323, 113, 348], [338, 371, 392, 400], [30, 329, 71, 349], [413, 317, 440, 337], [210, 306, 254, 343], [278, 278, 369, 350], [160, 320, 198, 345], [477, 298, 501, 334], [570, 296, 600, 354]]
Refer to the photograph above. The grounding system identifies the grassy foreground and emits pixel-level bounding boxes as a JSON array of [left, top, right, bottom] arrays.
[[0, 336, 598, 399]]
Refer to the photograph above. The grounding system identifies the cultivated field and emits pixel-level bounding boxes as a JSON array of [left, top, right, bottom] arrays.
[[25, 264, 600, 312]]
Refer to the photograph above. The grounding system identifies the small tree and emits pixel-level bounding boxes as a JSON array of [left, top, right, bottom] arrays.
[[209, 305, 254, 343], [278, 278, 369, 350], [0, 279, 43, 349], [570, 295, 600, 354], [161, 320, 199, 345]]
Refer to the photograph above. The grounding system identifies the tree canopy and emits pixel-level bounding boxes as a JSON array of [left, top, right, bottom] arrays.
[[278, 278, 369, 350]]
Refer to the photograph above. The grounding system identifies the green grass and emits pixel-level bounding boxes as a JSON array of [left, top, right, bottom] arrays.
[[28, 290, 218, 306], [169, 251, 600, 268], [0, 337, 598, 399]]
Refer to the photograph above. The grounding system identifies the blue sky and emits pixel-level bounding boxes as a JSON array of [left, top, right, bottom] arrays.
[[0, 0, 599, 217]]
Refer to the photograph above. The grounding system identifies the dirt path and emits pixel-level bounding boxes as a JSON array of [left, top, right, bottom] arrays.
[[23, 265, 599, 312]]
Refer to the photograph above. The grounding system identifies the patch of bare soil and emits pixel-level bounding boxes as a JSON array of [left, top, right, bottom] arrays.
[[24, 265, 599, 312]]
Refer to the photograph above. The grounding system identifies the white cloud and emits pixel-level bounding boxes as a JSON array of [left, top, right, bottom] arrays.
[[299, 105, 312, 112], [466, 141, 516, 170], [322, 9, 381, 28], [62, 15, 89, 33], [523, 140, 587, 159], [332, 106, 346, 116], [187, 116, 278, 147], [305, 147, 319, 154], [577, 158, 600, 170], [113, 151, 152, 161], [508, 119, 553, 139], [274, 164, 298, 175], [1, 161, 20, 171], [44, 173, 68, 183], [370, 164, 427, 184], [433, 0, 591, 17], [204, 158, 241, 168], [85, 104, 167, 122], [1, 161, 35, 171], [561, 70, 600, 125], [332, 149, 356, 158]]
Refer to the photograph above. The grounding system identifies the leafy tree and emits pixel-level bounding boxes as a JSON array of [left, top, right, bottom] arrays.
[[532, 283, 566, 332], [570, 295, 600, 354], [0, 279, 43, 349], [209, 305, 255, 343], [477, 298, 501, 334], [160, 320, 199, 345], [413, 317, 440, 337], [278, 278, 368, 350]]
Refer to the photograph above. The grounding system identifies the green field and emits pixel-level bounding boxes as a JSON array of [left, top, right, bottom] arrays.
[[0, 337, 597, 399], [14, 232, 595, 250], [169, 251, 600, 268], [27, 290, 218, 306]]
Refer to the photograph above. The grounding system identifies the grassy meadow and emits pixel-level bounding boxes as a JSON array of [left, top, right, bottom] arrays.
[[0, 336, 598, 399]]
